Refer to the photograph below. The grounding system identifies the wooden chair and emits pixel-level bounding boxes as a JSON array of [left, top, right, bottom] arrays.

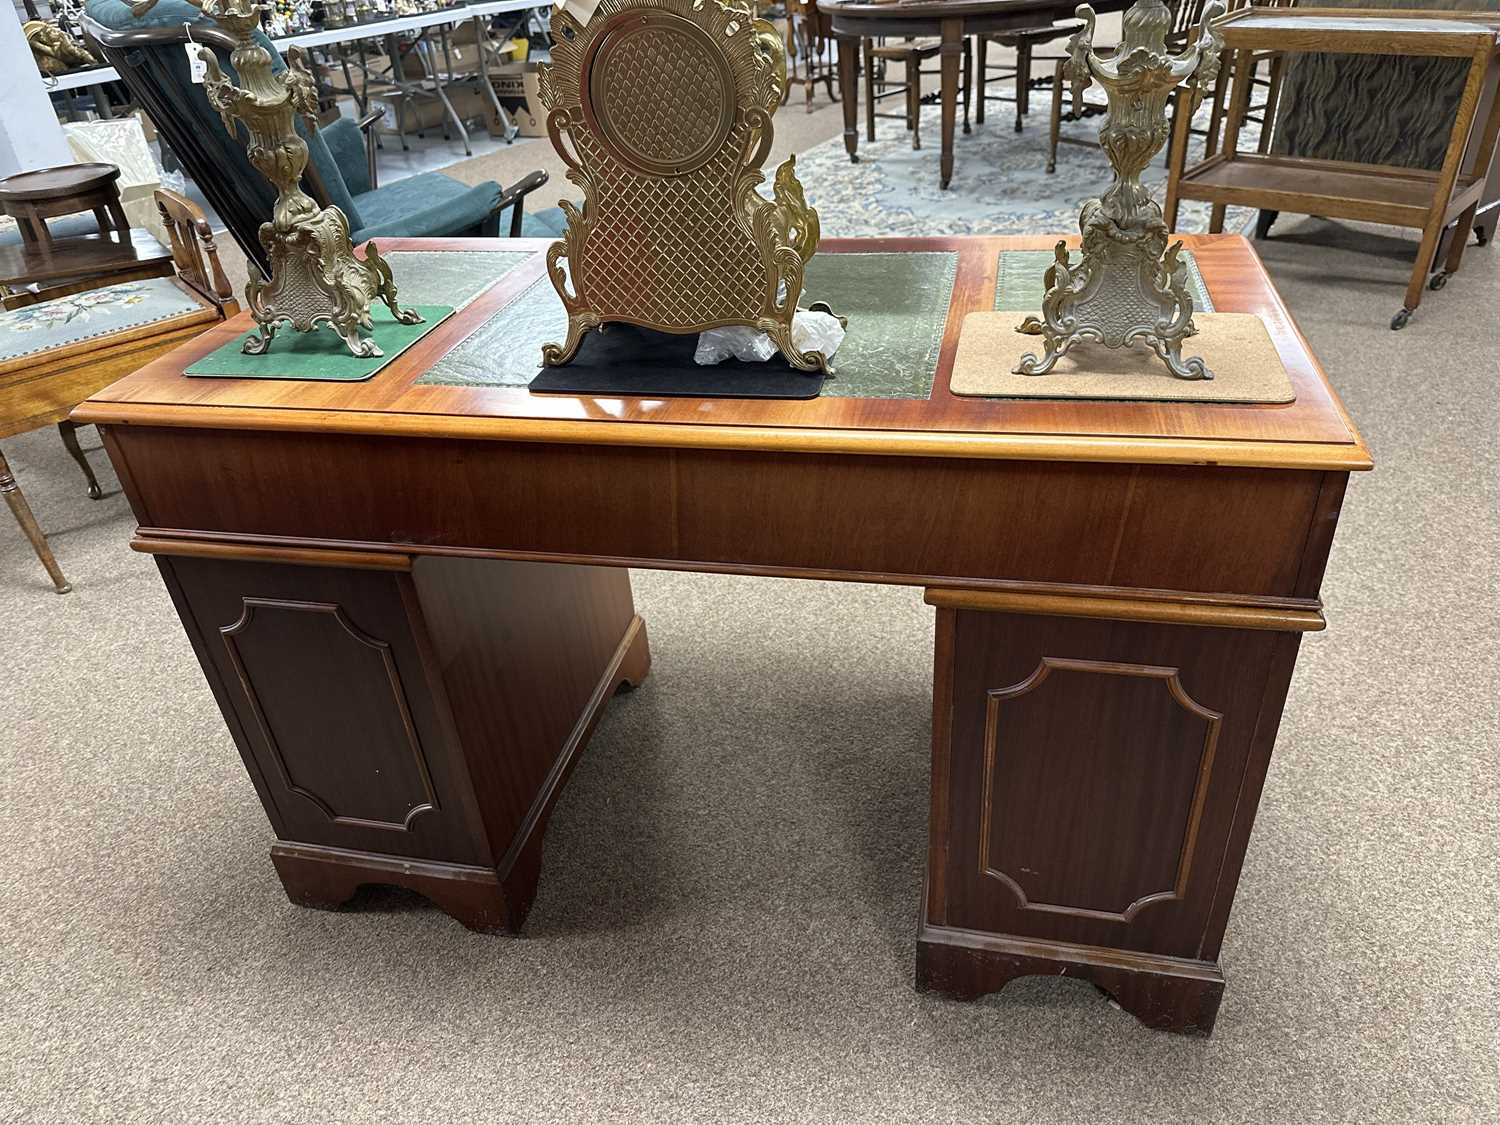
[[863, 36, 973, 150], [783, 0, 841, 112], [975, 20, 1086, 133], [1, 189, 237, 594]]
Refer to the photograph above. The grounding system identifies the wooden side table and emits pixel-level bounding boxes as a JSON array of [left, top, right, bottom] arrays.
[[0, 163, 173, 310], [1163, 8, 1500, 330], [0, 162, 132, 248]]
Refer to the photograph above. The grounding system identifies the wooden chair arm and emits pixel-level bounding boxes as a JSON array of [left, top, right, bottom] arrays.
[[497, 169, 550, 238], [154, 187, 237, 313]]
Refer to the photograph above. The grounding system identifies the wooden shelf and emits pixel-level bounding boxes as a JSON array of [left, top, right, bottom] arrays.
[[1176, 153, 1483, 227], [1215, 7, 1500, 56]]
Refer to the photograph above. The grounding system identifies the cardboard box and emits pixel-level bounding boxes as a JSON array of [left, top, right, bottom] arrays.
[[487, 62, 546, 138]]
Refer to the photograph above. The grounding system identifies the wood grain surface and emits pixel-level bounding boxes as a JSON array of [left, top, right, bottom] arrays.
[[74, 235, 1371, 472]]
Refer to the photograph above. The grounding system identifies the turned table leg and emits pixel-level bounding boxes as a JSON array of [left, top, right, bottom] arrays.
[[919, 589, 1316, 1035], [938, 17, 963, 189], [58, 421, 103, 500], [0, 445, 71, 594], [838, 33, 861, 163]]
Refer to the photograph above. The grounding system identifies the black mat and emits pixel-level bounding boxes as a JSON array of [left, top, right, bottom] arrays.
[[526, 324, 826, 399]]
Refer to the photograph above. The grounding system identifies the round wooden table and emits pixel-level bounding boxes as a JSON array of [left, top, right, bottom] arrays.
[[0, 162, 131, 248], [820, 0, 1078, 189]]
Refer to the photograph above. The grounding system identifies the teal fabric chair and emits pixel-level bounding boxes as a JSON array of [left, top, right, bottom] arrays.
[[81, 0, 563, 277]]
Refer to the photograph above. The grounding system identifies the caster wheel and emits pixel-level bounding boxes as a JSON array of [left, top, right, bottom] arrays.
[[1477, 226, 1491, 247], [1391, 308, 1412, 331], [1428, 272, 1448, 291]]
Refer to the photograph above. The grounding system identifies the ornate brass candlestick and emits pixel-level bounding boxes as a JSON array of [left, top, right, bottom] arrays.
[[1016, 0, 1224, 380], [197, 0, 420, 356]]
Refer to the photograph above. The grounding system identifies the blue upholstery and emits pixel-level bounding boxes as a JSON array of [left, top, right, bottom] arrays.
[[316, 118, 506, 243], [0, 214, 101, 248], [319, 117, 372, 198], [522, 208, 569, 238]]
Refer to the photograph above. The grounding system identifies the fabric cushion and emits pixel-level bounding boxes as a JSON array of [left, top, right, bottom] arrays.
[[0, 213, 102, 248], [0, 277, 202, 362], [521, 208, 568, 238], [350, 173, 502, 241], [319, 117, 372, 198]]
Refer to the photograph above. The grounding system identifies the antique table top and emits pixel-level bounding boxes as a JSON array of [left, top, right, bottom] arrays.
[[75, 235, 1370, 472]]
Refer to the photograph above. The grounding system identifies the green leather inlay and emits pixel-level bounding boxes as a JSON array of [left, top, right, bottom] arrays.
[[417, 250, 961, 400]]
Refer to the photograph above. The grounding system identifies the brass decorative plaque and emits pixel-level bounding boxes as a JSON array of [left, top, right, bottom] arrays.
[[537, 0, 841, 373]]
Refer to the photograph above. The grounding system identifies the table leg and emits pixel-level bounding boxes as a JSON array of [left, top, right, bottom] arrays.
[[919, 590, 1314, 1035], [939, 17, 963, 189], [838, 33, 860, 163], [473, 15, 518, 143], [154, 551, 649, 933], [57, 421, 102, 500], [1, 445, 71, 594]]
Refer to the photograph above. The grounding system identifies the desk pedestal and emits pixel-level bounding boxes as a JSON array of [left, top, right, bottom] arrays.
[[155, 551, 649, 933], [918, 595, 1307, 1034]]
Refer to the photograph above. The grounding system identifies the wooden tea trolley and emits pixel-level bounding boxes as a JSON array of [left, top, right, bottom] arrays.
[[1165, 7, 1500, 329]]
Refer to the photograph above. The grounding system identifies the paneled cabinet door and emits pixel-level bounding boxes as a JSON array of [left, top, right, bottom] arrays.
[[935, 609, 1293, 961], [160, 556, 489, 867]]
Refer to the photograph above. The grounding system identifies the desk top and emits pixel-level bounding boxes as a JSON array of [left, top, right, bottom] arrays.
[[75, 235, 1371, 472]]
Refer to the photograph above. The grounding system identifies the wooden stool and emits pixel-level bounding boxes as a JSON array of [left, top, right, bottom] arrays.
[[0, 162, 131, 250], [0, 163, 174, 311]]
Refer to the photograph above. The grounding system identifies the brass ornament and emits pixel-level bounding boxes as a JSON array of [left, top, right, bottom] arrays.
[[1017, 0, 1224, 380], [197, 0, 420, 357], [25, 19, 98, 75], [537, 0, 841, 373]]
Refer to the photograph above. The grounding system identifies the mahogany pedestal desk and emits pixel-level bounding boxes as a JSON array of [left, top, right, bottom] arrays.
[[75, 235, 1372, 1037]]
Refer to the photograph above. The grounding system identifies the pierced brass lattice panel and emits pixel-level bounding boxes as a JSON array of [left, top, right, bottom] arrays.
[[537, 0, 839, 373], [587, 16, 733, 175]]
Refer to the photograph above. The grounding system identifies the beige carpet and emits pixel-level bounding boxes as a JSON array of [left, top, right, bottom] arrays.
[[2, 110, 1498, 1123]]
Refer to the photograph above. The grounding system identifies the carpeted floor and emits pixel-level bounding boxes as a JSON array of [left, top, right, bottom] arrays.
[[3, 67, 1499, 1125]]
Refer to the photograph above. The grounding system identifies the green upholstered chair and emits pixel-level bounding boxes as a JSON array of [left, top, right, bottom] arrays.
[[80, 0, 563, 278]]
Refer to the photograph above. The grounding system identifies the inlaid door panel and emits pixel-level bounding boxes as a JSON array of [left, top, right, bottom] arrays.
[[937, 610, 1283, 960], [160, 557, 488, 865]]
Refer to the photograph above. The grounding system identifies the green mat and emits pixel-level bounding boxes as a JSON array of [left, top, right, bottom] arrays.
[[186, 305, 454, 381], [417, 251, 961, 400], [995, 249, 1214, 313], [382, 250, 533, 309]]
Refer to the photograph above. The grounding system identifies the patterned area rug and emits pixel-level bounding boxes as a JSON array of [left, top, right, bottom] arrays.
[[797, 98, 1259, 238]]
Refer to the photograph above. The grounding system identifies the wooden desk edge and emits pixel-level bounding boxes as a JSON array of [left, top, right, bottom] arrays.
[[924, 587, 1327, 631], [72, 402, 1374, 471]]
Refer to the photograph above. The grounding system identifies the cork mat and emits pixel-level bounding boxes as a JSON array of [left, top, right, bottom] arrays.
[[949, 311, 1295, 403]]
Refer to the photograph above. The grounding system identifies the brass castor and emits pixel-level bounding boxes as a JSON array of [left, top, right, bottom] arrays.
[[1428, 271, 1448, 291]]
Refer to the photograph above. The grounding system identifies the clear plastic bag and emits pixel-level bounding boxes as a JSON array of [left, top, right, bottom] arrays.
[[694, 309, 846, 366]]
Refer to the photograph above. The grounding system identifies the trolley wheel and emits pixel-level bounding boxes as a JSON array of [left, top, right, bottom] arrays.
[[1428, 272, 1448, 291], [1390, 308, 1412, 331]]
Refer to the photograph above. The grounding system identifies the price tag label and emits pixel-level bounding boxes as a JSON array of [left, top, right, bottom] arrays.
[[184, 43, 209, 83]]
